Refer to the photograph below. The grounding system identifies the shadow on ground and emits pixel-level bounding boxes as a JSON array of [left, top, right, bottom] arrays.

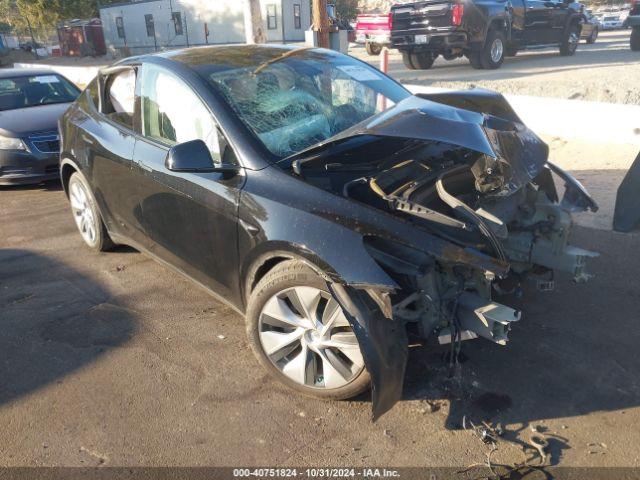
[[400, 225, 640, 463], [0, 249, 137, 406]]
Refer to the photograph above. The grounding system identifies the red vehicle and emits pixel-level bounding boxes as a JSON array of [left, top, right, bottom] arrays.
[[355, 13, 391, 55]]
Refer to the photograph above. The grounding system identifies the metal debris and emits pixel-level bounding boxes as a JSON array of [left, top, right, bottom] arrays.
[[460, 418, 552, 478]]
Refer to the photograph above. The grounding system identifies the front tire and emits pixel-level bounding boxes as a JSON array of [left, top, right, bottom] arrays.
[[631, 27, 640, 51], [586, 27, 598, 44], [68, 172, 114, 252], [365, 41, 382, 55], [560, 22, 580, 55], [246, 260, 370, 400], [480, 29, 506, 69]]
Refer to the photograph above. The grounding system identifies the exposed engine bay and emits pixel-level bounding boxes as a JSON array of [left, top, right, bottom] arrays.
[[286, 90, 599, 412]]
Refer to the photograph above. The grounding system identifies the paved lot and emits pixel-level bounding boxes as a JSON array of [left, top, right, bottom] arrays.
[[1, 177, 640, 469], [351, 30, 640, 104]]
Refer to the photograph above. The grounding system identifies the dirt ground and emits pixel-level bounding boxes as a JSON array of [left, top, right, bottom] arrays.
[[352, 30, 640, 105], [1, 144, 639, 470]]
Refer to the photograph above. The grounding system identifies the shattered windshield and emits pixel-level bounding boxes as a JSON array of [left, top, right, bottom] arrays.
[[206, 49, 411, 159]]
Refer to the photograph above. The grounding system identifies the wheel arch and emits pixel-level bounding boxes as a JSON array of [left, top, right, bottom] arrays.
[[60, 157, 82, 198], [564, 12, 583, 33], [485, 16, 512, 43], [240, 238, 400, 308]]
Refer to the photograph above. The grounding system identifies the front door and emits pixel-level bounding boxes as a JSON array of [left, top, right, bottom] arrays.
[[132, 63, 244, 300]]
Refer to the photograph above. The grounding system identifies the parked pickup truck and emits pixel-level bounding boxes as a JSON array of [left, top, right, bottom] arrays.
[[630, 0, 640, 51], [355, 13, 392, 55], [390, 0, 586, 70]]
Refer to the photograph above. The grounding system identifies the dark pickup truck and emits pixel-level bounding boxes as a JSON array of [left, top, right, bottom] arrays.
[[390, 0, 586, 69]]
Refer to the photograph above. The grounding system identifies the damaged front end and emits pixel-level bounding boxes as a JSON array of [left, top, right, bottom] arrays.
[[288, 90, 599, 419]]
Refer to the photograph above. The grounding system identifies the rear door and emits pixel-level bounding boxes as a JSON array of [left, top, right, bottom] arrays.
[[547, 0, 571, 43], [85, 66, 144, 241], [132, 62, 244, 298], [523, 0, 555, 44]]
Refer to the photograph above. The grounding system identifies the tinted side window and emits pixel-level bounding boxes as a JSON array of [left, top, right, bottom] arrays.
[[139, 64, 233, 164], [103, 69, 136, 129]]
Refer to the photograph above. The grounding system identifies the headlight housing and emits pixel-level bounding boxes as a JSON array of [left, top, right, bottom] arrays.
[[0, 135, 26, 150]]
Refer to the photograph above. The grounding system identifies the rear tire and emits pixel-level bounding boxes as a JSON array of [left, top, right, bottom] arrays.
[[560, 22, 580, 55], [631, 27, 640, 51], [480, 29, 506, 69], [467, 51, 484, 69], [401, 50, 416, 69], [68, 172, 114, 252], [410, 51, 436, 69], [246, 260, 371, 400], [365, 41, 382, 55], [586, 27, 598, 44]]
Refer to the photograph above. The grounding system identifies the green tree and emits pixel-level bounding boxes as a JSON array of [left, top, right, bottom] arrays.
[[333, 0, 359, 20], [0, 0, 125, 38]]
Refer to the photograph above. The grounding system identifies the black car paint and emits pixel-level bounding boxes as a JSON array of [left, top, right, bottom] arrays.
[[59, 45, 595, 419], [390, 0, 584, 55]]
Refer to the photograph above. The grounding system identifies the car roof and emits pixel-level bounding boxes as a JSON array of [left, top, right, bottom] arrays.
[[135, 44, 341, 74], [0, 68, 67, 79]]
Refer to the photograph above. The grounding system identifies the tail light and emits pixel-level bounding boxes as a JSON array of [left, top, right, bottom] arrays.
[[388, 13, 393, 30], [452, 4, 464, 26]]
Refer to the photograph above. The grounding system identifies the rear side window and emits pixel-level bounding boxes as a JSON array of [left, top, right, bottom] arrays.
[[103, 69, 136, 129]]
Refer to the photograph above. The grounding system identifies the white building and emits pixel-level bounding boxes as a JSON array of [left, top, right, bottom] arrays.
[[100, 0, 311, 55]]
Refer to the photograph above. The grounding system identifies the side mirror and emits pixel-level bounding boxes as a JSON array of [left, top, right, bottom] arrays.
[[165, 139, 239, 174]]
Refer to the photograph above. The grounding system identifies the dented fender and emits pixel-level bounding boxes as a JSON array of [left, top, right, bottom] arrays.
[[329, 284, 408, 421]]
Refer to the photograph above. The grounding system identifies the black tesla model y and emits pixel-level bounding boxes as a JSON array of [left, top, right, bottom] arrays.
[[60, 45, 598, 419]]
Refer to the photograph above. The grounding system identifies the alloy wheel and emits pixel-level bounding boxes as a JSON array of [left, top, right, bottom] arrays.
[[258, 286, 365, 390], [491, 38, 504, 63], [69, 181, 97, 245]]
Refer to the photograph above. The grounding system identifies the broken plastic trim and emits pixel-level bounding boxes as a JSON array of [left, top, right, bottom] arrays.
[[329, 283, 408, 421], [547, 162, 599, 213]]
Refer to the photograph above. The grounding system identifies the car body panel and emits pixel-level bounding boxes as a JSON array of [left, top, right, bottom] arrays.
[[355, 13, 392, 45], [131, 138, 245, 305]]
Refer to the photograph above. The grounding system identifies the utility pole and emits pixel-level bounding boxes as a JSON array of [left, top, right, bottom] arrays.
[[244, 0, 266, 44], [312, 0, 330, 48]]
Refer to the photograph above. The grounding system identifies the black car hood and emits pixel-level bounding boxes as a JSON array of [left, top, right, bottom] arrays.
[[288, 91, 549, 196], [0, 103, 71, 137]]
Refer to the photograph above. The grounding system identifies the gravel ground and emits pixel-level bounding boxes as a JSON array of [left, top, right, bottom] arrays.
[[351, 30, 640, 105]]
